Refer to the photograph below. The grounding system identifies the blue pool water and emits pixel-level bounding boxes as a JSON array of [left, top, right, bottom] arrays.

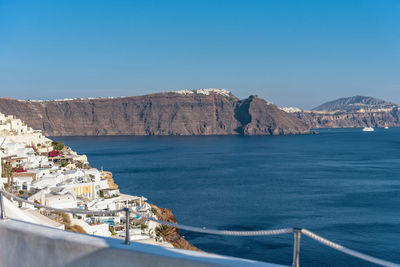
[[55, 128, 400, 266], [102, 220, 115, 226]]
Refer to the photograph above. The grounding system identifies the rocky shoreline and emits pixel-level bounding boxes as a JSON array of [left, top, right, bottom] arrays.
[[150, 204, 201, 251]]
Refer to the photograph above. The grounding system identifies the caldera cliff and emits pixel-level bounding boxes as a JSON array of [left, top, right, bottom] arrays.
[[0, 89, 309, 136]]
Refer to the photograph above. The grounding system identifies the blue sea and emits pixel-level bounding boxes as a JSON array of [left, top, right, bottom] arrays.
[[54, 128, 400, 266]]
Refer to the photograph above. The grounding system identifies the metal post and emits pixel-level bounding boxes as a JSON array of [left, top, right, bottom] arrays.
[[124, 208, 130, 245], [0, 191, 6, 220], [292, 228, 302, 267]]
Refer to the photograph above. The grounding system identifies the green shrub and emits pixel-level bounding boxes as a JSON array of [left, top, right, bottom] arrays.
[[109, 226, 116, 236], [151, 208, 157, 215], [155, 225, 174, 240], [52, 141, 64, 151]]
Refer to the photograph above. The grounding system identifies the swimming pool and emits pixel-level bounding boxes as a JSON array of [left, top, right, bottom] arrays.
[[99, 219, 116, 226]]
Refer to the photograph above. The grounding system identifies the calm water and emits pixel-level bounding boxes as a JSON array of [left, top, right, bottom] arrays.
[[55, 128, 400, 266]]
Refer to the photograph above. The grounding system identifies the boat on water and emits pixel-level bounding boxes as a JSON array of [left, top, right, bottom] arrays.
[[362, 127, 374, 132], [384, 126, 389, 129]]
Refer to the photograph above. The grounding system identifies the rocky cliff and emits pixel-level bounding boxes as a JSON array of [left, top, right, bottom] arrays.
[[236, 95, 309, 135], [150, 204, 201, 252], [0, 89, 309, 136], [293, 108, 400, 128], [288, 96, 400, 128]]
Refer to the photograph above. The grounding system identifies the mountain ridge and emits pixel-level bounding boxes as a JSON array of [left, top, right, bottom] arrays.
[[289, 95, 400, 128], [0, 89, 310, 136], [312, 96, 398, 111]]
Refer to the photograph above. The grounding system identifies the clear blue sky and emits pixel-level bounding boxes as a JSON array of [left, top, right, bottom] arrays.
[[1, 0, 399, 109]]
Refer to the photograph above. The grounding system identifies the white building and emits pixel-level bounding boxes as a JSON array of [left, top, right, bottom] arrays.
[[0, 112, 52, 147], [44, 192, 77, 209]]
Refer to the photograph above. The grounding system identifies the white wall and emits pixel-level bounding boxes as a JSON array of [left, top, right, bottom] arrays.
[[0, 124, 11, 132], [45, 194, 78, 209]]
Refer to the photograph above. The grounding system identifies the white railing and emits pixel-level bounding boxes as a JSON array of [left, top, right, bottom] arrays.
[[0, 190, 399, 267]]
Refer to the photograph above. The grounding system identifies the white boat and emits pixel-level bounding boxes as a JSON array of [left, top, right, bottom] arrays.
[[362, 127, 374, 132], [384, 126, 389, 129]]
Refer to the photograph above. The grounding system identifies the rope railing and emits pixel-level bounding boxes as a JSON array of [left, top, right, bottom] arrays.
[[301, 229, 400, 267], [142, 216, 294, 236], [0, 190, 399, 267]]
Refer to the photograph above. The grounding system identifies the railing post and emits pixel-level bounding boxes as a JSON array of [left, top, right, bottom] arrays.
[[124, 207, 130, 245], [0, 191, 6, 220], [292, 228, 302, 267]]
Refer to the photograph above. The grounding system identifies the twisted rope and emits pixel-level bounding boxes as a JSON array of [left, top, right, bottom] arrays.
[[140, 215, 293, 236], [301, 229, 400, 267]]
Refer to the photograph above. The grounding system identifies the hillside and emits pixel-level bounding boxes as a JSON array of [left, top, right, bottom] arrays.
[[289, 96, 400, 128], [0, 89, 310, 136], [313, 96, 398, 112]]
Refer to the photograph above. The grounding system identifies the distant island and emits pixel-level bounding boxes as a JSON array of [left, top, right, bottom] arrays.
[[0, 89, 309, 136], [282, 96, 400, 129]]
